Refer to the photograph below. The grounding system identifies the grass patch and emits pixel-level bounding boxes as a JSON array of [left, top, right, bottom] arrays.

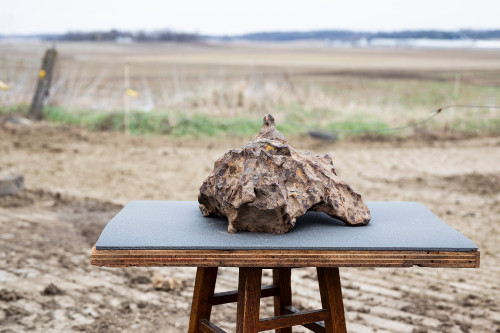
[[1, 104, 499, 139], [38, 106, 323, 138], [44, 107, 123, 131], [449, 117, 500, 134], [42, 107, 270, 137], [0, 105, 29, 115]]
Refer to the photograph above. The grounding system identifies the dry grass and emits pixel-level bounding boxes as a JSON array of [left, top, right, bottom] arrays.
[[1, 41, 499, 137]]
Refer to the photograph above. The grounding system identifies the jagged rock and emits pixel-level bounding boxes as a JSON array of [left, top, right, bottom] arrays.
[[198, 114, 371, 234]]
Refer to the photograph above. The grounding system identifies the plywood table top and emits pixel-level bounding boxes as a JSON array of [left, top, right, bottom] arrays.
[[91, 201, 479, 268]]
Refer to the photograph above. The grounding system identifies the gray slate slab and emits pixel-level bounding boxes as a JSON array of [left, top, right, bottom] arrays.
[[95, 201, 478, 252]]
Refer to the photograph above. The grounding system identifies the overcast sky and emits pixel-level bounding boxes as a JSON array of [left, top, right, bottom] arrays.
[[1, 0, 499, 36]]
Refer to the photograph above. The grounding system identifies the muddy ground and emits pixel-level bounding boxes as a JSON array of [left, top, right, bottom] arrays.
[[0, 120, 499, 333]]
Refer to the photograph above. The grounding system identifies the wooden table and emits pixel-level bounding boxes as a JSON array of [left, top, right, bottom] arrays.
[[91, 201, 479, 333]]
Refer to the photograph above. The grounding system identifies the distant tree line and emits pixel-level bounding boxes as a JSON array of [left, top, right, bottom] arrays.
[[222, 29, 500, 42], [60, 29, 200, 42], [2, 29, 499, 42]]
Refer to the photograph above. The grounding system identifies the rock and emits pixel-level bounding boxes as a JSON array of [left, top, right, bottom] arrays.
[[130, 275, 152, 285], [41, 283, 64, 296], [198, 114, 371, 234], [308, 130, 338, 141], [6, 116, 32, 126], [152, 272, 186, 291], [0, 289, 22, 302], [4, 306, 29, 318], [0, 169, 24, 196]]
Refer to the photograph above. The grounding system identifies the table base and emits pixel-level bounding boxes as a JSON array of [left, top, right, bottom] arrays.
[[188, 267, 346, 333]]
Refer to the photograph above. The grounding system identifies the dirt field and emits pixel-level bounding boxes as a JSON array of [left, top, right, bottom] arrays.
[[0, 119, 499, 333]]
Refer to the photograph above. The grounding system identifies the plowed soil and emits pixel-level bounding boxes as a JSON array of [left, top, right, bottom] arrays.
[[1, 121, 499, 333]]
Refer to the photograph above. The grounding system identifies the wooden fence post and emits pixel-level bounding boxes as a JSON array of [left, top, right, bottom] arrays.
[[29, 48, 57, 120]]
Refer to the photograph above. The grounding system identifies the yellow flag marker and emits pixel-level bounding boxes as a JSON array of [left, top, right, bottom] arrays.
[[39, 69, 46, 79], [126, 88, 138, 98], [0, 81, 8, 91]]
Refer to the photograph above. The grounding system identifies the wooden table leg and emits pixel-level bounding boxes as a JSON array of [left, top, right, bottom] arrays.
[[273, 268, 292, 333], [236, 267, 262, 333], [317, 267, 347, 333], [188, 267, 219, 333]]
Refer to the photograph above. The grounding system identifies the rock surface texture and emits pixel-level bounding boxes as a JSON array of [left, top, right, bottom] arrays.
[[198, 114, 371, 234]]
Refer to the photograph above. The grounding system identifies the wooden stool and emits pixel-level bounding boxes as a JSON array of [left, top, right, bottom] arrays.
[[188, 267, 346, 333], [92, 202, 479, 332]]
